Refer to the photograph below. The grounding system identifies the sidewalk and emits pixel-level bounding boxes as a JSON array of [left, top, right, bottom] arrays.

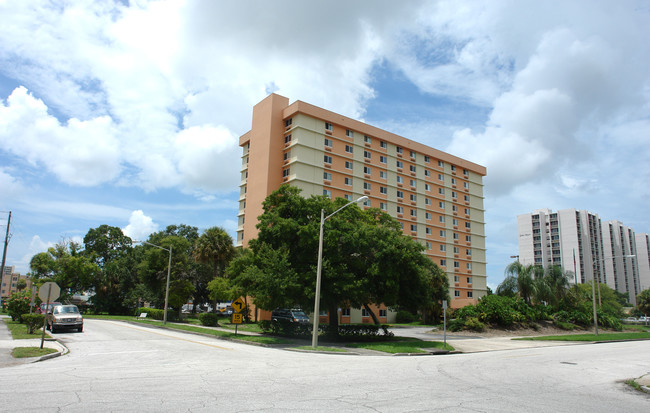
[[0, 315, 67, 367]]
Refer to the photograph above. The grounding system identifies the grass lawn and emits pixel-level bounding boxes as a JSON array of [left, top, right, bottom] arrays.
[[516, 331, 650, 342], [346, 338, 454, 354], [12, 347, 58, 358], [3, 319, 49, 339]]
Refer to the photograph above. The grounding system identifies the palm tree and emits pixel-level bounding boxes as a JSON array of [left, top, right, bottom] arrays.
[[538, 265, 571, 307], [499, 261, 543, 305], [193, 227, 236, 278]]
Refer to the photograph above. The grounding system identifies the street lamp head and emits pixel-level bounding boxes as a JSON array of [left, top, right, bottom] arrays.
[[356, 195, 369, 203]]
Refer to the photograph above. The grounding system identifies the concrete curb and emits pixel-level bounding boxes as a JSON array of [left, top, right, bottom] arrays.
[[31, 338, 69, 363]]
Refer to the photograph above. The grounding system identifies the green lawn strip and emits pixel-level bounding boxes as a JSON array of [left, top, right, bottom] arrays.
[[12, 347, 58, 358], [515, 331, 650, 341], [216, 322, 264, 333], [294, 346, 348, 352], [346, 338, 453, 354], [3, 319, 49, 339], [133, 319, 291, 345]]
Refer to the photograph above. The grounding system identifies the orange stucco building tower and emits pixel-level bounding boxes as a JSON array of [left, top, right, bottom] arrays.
[[238, 94, 487, 310]]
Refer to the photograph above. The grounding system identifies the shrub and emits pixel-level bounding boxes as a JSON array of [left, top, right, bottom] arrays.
[[475, 295, 526, 327], [198, 313, 220, 327], [136, 307, 179, 322], [464, 317, 486, 332], [448, 318, 465, 332], [395, 310, 418, 323], [22, 313, 45, 334], [598, 312, 622, 331], [6, 291, 31, 322], [555, 320, 575, 330]]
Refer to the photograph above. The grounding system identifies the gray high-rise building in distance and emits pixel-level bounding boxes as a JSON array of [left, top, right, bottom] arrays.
[[517, 208, 647, 305]]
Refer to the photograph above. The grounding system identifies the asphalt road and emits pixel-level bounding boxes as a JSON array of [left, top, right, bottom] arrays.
[[0, 319, 648, 412]]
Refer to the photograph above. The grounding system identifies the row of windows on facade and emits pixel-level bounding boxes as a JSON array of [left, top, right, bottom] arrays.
[[315, 160, 470, 190], [322, 136, 470, 175], [321, 187, 471, 206], [282, 128, 469, 175]]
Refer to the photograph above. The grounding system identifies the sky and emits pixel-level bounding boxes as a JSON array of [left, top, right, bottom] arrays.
[[1, 0, 649, 290]]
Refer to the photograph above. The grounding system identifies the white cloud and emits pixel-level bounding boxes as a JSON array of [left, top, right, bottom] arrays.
[[122, 210, 159, 241], [0, 168, 25, 200]]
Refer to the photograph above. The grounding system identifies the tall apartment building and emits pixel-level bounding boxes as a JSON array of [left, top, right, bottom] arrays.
[[238, 94, 487, 309], [635, 234, 650, 294], [517, 209, 644, 305], [1, 265, 32, 299]]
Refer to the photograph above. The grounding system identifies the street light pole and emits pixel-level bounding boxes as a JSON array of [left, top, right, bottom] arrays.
[[138, 240, 173, 325], [311, 195, 368, 348], [591, 254, 635, 335]]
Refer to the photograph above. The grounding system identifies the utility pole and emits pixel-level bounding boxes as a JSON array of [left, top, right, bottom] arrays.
[[0, 211, 11, 287]]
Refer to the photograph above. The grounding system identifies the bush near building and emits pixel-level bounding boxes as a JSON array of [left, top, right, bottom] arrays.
[[21, 313, 45, 334], [6, 291, 31, 322]]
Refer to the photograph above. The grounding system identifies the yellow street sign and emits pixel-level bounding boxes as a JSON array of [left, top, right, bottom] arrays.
[[232, 313, 243, 324], [232, 297, 246, 313]]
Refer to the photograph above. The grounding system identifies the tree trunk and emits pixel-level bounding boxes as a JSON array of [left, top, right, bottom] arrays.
[[328, 304, 339, 336], [363, 304, 381, 325]]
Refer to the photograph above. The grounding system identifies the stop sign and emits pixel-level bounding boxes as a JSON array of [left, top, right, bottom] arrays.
[[38, 282, 60, 302]]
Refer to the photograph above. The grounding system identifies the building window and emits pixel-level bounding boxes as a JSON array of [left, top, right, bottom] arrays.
[[364, 150, 371, 159], [467, 263, 472, 270], [464, 182, 469, 189], [397, 206, 404, 214], [425, 198, 431, 206], [454, 290, 460, 297], [362, 308, 369, 317], [410, 224, 417, 232], [438, 160, 444, 167], [363, 198, 370, 207], [439, 188, 445, 195], [426, 227, 432, 235], [325, 122, 333, 131], [466, 235, 471, 242], [341, 308, 350, 316], [464, 195, 470, 202], [380, 202, 387, 211], [453, 218, 458, 226], [410, 209, 417, 217], [380, 186, 387, 194], [323, 190, 331, 198], [283, 152, 290, 161], [454, 261, 460, 268], [364, 166, 371, 175], [438, 174, 444, 181], [410, 194, 417, 202], [425, 184, 430, 191], [345, 177, 352, 186], [345, 161, 353, 170], [324, 155, 332, 164], [454, 275, 459, 282], [467, 277, 473, 284], [425, 212, 431, 220], [396, 146, 403, 154], [425, 156, 430, 163], [380, 155, 387, 164], [324, 138, 332, 147], [465, 222, 471, 229], [440, 244, 446, 251], [396, 160, 403, 168], [439, 216, 445, 223], [410, 165, 416, 173], [364, 135, 372, 144], [453, 233, 459, 240], [452, 191, 457, 198], [344, 194, 352, 201], [463, 168, 469, 176], [380, 171, 387, 179], [425, 170, 430, 177], [426, 242, 432, 250], [397, 190, 404, 198], [440, 230, 446, 237], [323, 172, 331, 180], [346, 129, 354, 137], [410, 150, 416, 158], [468, 291, 473, 298], [284, 135, 292, 144], [439, 201, 445, 209], [451, 165, 457, 172], [397, 176, 403, 184], [364, 182, 371, 190], [441, 259, 447, 266], [345, 145, 353, 153], [379, 309, 387, 317], [285, 118, 292, 127], [380, 141, 387, 149], [451, 178, 457, 185]]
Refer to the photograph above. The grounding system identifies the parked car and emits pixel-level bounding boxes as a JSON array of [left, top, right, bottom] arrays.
[[38, 302, 62, 314], [271, 309, 310, 324], [47, 304, 83, 333]]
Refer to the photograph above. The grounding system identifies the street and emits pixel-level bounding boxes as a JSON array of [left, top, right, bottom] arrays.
[[1, 319, 648, 412]]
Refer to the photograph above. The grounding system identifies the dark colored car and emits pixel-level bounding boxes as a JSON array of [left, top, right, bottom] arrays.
[[47, 304, 83, 333], [271, 309, 310, 324]]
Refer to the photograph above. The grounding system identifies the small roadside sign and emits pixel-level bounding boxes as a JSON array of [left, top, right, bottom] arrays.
[[231, 297, 246, 313], [232, 313, 243, 324], [38, 282, 60, 303]]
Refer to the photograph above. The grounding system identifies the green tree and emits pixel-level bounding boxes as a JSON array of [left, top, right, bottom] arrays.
[[193, 226, 236, 313], [29, 241, 99, 301], [16, 279, 27, 291], [227, 185, 448, 331], [83, 225, 138, 314], [636, 288, 650, 315], [498, 262, 543, 305]]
